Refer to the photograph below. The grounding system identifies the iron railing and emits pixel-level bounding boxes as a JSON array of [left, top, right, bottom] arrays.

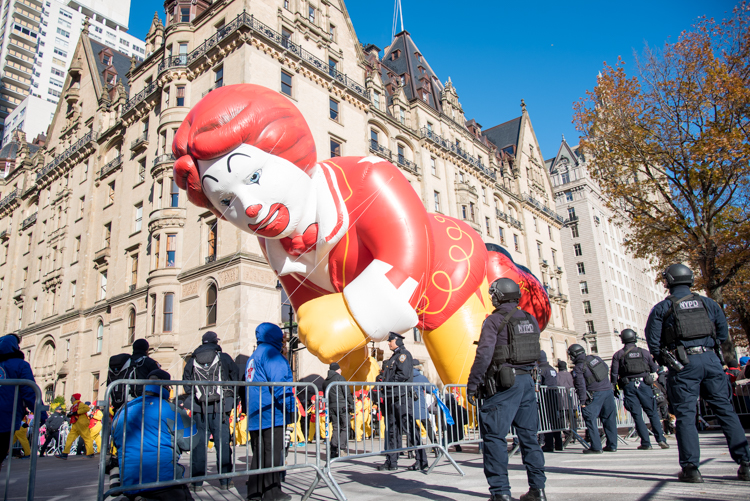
[[20, 211, 36, 230], [130, 132, 148, 150], [395, 155, 419, 175], [419, 127, 495, 179], [369, 141, 392, 161], [157, 54, 187, 74], [496, 209, 509, 222], [122, 82, 158, 114], [509, 216, 523, 230], [99, 156, 122, 179], [204, 254, 216, 264], [0, 188, 18, 210], [153, 154, 175, 167], [36, 130, 97, 181]]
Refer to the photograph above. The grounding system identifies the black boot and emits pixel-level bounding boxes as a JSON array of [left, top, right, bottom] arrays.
[[520, 488, 547, 501], [678, 464, 703, 483], [738, 461, 750, 481], [489, 495, 511, 501]]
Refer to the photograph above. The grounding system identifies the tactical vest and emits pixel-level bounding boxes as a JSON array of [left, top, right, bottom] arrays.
[[584, 355, 609, 385], [491, 310, 541, 366], [663, 293, 716, 346], [621, 346, 649, 376]]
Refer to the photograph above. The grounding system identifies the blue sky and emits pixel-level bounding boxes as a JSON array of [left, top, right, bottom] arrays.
[[128, 0, 738, 159]]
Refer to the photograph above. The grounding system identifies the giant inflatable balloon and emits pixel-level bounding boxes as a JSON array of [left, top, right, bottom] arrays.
[[172, 84, 551, 384]]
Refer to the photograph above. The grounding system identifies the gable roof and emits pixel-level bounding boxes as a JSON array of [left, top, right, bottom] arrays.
[[380, 30, 444, 112], [483, 116, 521, 153], [546, 137, 583, 173], [89, 39, 132, 95]]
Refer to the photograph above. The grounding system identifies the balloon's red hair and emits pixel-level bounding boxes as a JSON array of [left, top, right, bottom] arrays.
[[172, 84, 317, 214]]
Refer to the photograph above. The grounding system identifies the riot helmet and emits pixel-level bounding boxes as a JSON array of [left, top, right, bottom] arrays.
[[619, 328, 637, 344], [567, 343, 585, 359], [662, 264, 693, 288], [488, 278, 521, 308]]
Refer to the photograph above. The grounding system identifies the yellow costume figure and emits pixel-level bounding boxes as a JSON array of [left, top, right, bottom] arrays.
[[89, 408, 103, 454], [60, 394, 93, 457], [362, 394, 373, 439], [350, 394, 364, 442], [290, 397, 306, 444], [12, 415, 31, 457], [307, 394, 329, 441], [230, 411, 247, 446]]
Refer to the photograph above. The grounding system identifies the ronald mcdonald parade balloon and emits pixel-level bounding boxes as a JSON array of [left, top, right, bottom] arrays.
[[172, 84, 551, 385]]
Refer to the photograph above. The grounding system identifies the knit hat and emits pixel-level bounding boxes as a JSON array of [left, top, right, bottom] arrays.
[[132, 339, 149, 353], [72, 393, 81, 401], [329, 363, 340, 371], [148, 369, 171, 380]]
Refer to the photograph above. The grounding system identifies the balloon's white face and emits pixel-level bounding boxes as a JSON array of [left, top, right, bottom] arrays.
[[197, 144, 312, 239]]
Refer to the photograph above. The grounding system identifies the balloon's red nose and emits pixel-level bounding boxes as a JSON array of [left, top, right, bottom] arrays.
[[246, 205, 262, 218]]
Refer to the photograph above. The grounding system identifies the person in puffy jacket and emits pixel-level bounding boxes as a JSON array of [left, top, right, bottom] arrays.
[[112, 369, 197, 501], [0, 334, 43, 468], [244, 323, 295, 501]]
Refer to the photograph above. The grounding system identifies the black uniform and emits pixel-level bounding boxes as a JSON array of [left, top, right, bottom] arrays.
[[571, 352, 617, 452], [381, 341, 426, 469], [611, 343, 666, 447], [323, 368, 353, 458], [537, 351, 562, 452], [467, 301, 545, 498], [645, 284, 750, 471], [39, 411, 66, 456]]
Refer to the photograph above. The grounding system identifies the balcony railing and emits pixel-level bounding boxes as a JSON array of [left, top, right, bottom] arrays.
[[202, 82, 224, 97], [0, 229, 7, 240], [128, 284, 136, 292], [0, 189, 18, 210], [539, 259, 549, 268], [157, 54, 187, 74], [178, 12, 368, 99], [395, 155, 419, 175], [122, 81, 158, 114], [37, 130, 97, 181], [99, 156, 122, 178], [130, 131, 149, 150], [563, 215, 579, 226], [523, 193, 564, 224], [419, 127, 495, 180], [20, 212, 36, 230], [369, 141, 392, 161], [153, 154, 176, 167], [509, 216, 523, 230], [205, 254, 216, 264], [496, 209, 509, 222]]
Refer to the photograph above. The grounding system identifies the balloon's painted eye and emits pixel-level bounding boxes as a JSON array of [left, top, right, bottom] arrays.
[[248, 169, 261, 184], [220, 198, 232, 206]]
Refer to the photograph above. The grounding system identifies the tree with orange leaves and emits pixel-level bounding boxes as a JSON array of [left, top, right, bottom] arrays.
[[574, 3, 750, 345]]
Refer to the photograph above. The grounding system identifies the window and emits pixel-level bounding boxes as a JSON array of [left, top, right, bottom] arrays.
[[54, 48, 67, 59], [71, 281, 76, 306], [370, 129, 378, 148], [206, 284, 217, 326], [96, 321, 103, 353], [482, 187, 487, 204], [127, 310, 136, 345], [399, 107, 405, 125], [427, 122, 433, 133], [583, 301, 592, 314], [571, 224, 579, 238], [27, 233, 32, 252], [100, 271, 107, 300], [154, 234, 160, 268], [397, 144, 405, 164], [163, 293, 174, 332], [37, 256, 42, 280], [56, 27, 70, 38], [170, 179, 179, 207], [373, 90, 380, 110], [328, 57, 337, 76], [577, 262, 586, 275], [120, 39, 130, 48], [469, 202, 475, 221], [574, 243, 582, 256], [485, 217, 491, 236], [107, 181, 115, 204], [281, 71, 292, 96], [551, 249, 557, 267], [514, 234, 520, 252], [330, 138, 341, 158], [329, 98, 339, 121], [498, 227, 505, 244], [17, 306, 23, 330], [138, 158, 146, 183], [433, 191, 440, 212], [461, 206, 467, 219], [430, 157, 436, 176], [166, 234, 177, 267], [213, 66, 223, 88], [567, 207, 576, 220], [565, 190, 573, 202], [180, 7, 190, 22], [32, 297, 37, 322], [104, 223, 111, 248], [207, 220, 217, 260], [329, 22, 336, 40], [308, 5, 315, 23], [284, 0, 289, 9], [60, 9, 72, 19], [131, 254, 138, 287], [537, 242, 543, 258], [586, 320, 595, 334], [176, 86, 185, 106], [134, 204, 143, 232], [281, 27, 292, 47]]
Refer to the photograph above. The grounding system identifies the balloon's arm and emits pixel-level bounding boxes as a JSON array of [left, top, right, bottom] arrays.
[[343, 259, 419, 341]]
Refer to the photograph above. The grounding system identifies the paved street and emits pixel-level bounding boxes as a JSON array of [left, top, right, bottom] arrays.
[[1, 433, 748, 500]]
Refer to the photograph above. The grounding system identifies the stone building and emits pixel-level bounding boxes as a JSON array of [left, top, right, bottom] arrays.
[[0, 0, 576, 403], [547, 137, 665, 362]]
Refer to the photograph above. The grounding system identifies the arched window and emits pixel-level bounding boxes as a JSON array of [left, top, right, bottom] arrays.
[[44, 384, 54, 404], [549, 337, 555, 361], [127, 310, 136, 345], [96, 321, 104, 353], [206, 284, 217, 326]]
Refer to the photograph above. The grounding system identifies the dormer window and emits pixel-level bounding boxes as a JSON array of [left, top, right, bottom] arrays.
[[103, 54, 111, 65], [99, 48, 113, 66], [107, 73, 116, 85], [391, 50, 401, 61]]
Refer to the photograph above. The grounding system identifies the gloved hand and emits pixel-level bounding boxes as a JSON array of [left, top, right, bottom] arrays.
[[467, 388, 478, 407]]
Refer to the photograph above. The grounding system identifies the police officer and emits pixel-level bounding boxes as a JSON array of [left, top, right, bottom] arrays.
[[377, 332, 427, 472], [537, 350, 562, 452], [610, 329, 668, 451], [467, 278, 546, 501], [645, 264, 750, 482], [568, 344, 618, 454]]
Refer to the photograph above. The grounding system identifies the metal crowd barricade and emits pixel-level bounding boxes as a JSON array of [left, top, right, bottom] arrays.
[[699, 380, 750, 429], [323, 381, 464, 501], [97, 380, 344, 501], [1, 379, 44, 501]]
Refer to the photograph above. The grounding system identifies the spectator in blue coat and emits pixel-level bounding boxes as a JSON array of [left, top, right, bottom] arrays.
[[412, 360, 436, 445], [244, 323, 295, 501], [112, 369, 197, 501], [0, 334, 44, 468]]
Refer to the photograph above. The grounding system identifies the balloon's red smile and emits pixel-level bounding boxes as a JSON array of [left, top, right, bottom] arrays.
[[248, 203, 290, 238]]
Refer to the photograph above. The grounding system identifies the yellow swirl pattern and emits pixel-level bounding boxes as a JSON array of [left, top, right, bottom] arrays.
[[417, 215, 476, 316]]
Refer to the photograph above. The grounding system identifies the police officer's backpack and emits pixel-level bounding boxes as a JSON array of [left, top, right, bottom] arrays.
[[506, 311, 541, 365], [584, 355, 609, 385], [622, 346, 649, 376], [664, 293, 716, 345], [192, 349, 223, 405]]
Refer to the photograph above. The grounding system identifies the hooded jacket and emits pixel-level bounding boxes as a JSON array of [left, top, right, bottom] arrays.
[[112, 384, 197, 495], [323, 369, 352, 409], [0, 335, 41, 432], [537, 350, 558, 387], [245, 323, 295, 431]]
